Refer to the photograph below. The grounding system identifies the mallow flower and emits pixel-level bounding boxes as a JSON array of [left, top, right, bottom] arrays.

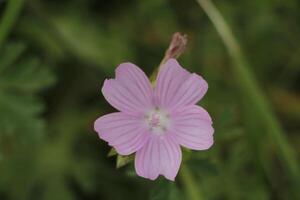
[[94, 58, 214, 181]]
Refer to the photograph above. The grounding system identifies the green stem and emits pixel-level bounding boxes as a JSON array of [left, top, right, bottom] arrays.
[[0, 0, 25, 48], [179, 164, 203, 200], [196, 0, 300, 185]]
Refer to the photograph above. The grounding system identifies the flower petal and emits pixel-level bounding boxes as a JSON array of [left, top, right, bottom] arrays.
[[134, 135, 181, 181], [171, 105, 214, 150], [94, 112, 149, 155], [102, 63, 154, 115], [154, 59, 190, 108], [154, 59, 208, 111]]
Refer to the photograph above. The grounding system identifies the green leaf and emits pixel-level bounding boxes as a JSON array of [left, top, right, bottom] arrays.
[[0, 42, 55, 152], [149, 178, 183, 200], [108, 148, 117, 157], [116, 154, 134, 169], [0, 42, 26, 73]]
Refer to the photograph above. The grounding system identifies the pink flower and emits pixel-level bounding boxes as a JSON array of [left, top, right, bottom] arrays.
[[94, 59, 214, 181]]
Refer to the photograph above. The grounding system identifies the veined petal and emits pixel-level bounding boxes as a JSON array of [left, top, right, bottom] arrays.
[[171, 105, 214, 150], [154, 59, 208, 111], [102, 63, 154, 115], [115, 63, 154, 107], [154, 59, 190, 108], [168, 74, 208, 111], [134, 135, 181, 181], [94, 112, 149, 155]]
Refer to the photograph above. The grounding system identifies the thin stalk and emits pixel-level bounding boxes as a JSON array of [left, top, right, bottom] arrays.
[[0, 0, 25, 48], [196, 0, 300, 186], [179, 164, 204, 200]]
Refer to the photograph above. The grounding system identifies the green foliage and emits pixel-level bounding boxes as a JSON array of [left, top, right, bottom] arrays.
[[149, 178, 183, 200], [0, 42, 54, 149], [0, 0, 300, 199], [0, 42, 55, 199]]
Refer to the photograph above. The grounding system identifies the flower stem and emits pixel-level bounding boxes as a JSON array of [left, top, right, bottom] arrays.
[[0, 0, 25, 48], [179, 164, 204, 200], [196, 0, 300, 189]]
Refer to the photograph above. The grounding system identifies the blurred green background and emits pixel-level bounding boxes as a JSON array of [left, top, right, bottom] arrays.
[[0, 0, 300, 199]]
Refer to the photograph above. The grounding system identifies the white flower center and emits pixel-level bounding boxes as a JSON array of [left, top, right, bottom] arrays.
[[146, 108, 170, 135]]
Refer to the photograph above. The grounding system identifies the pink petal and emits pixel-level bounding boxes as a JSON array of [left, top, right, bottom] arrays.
[[154, 59, 208, 111], [94, 112, 149, 155], [171, 105, 214, 150], [102, 63, 154, 115], [154, 59, 190, 108], [134, 135, 181, 181]]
